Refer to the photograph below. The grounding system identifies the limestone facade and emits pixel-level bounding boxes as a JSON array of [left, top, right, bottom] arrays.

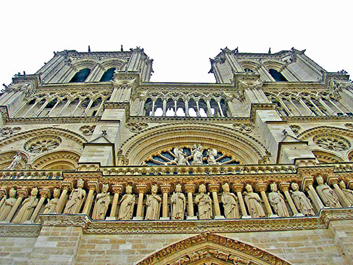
[[0, 47, 353, 264]]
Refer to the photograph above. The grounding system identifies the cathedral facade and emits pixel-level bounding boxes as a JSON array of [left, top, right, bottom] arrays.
[[0, 47, 353, 264]]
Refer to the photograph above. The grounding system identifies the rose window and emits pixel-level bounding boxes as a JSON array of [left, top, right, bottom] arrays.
[[24, 136, 62, 153], [313, 135, 350, 151]]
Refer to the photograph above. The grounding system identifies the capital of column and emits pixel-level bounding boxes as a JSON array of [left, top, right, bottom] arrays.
[[136, 184, 147, 194], [256, 183, 268, 193], [87, 181, 98, 191], [160, 184, 171, 194], [279, 183, 290, 192], [327, 176, 339, 186], [61, 181, 73, 191], [111, 184, 123, 194], [39, 189, 51, 198], [301, 176, 314, 191], [232, 183, 244, 193], [208, 184, 219, 193], [17, 189, 28, 198], [184, 184, 195, 194]]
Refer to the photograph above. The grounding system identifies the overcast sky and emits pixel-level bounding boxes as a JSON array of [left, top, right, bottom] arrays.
[[0, 0, 352, 86]]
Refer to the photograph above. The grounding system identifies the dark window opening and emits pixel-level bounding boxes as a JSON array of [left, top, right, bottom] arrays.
[[70, 68, 91, 83], [100, 68, 116, 82], [269, 69, 287, 82]]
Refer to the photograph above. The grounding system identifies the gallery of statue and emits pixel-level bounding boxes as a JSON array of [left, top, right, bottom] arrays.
[[0, 46, 353, 265]]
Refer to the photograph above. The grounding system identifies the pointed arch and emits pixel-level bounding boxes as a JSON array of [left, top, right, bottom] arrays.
[[136, 233, 291, 265]]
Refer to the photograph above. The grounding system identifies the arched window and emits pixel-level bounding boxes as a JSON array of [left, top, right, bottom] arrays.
[[269, 69, 287, 82], [100, 68, 116, 82], [70, 68, 91, 83]]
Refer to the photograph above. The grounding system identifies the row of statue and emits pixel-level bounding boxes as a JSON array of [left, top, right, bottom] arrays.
[[1, 177, 352, 223], [171, 144, 219, 165]]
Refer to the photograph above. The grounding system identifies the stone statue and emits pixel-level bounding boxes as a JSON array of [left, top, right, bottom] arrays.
[[290, 182, 315, 216], [63, 179, 86, 214], [221, 183, 239, 219], [171, 184, 186, 220], [339, 180, 353, 205], [43, 188, 61, 214], [173, 147, 188, 165], [145, 184, 161, 220], [13, 188, 38, 223], [243, 184, 265, 218], [195, 184, 213, 219], [92, 184, 111, 220], [315, 176, 341, 208], [191, 144, 203, 165], [5, 152, 22, 170], [0, 188, 17, 220], [118, 185, 135, 220], [207, 148, 218, 165], [268, 183, 290, 217]]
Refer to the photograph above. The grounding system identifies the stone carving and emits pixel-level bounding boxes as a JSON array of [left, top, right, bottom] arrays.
[[289, 125, 301, 134], [206, 148, 218, 165], [192, 144, 203, 165], [43, 188, 61, 214], [0, 127, 21, 137], [195, 184, 213, 219], [4, 152, 22, 170], [63, 179, 86, 214], [314, 135, 350, 151], [171, 184, 186, 220], [118, 185, 135, 220], [13, 188, 39, 223], [268, 183, 290, 217], [221, 183, 239, 219], [145, 184, 161, 220], [24, 136, 62, 153], [316, 176, 341, 208], [79, 125, 96, 136], [173, 147, 189, 165], [339, 180, 353, 205], [92, 184, 111, 220], [0, 188, 17, 220], [290, 182, 315, 216], [243, 184, 265, 218], [233, 123, 254, 133], [126, 123, 148, 133], [344, 123, 353, 129]]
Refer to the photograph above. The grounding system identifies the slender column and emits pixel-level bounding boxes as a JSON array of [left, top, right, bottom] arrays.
[[34, 100, 49, 116], [209, 184, 224, 219], [327, 176, 351, 207], [206, 100, 212, 117], [47, 100, 61, 117], [319, 99, 335, 115], [233, 184, 250, 218], [162, 99, 167, 116], [289, 99, 302, 115], [82, 99, 94, 116], [71, 99, 83, 116], [310, 100, 325, 116], [256, 183, 276, 217], [174, 100, 178, 116], [134, 185, 147, 220], [196, 101, 201, 117], [23, 101, 39, 117], [30, 189, 50, 222], [185, 184, 196, 219], [6, 189, 28, 222], [279, 183, 301, 216], [151, 100, 156, 116], [160, 184, 171, 220], [279, 99, 293, 116], [82, 181, 98, 215], [217, 101, 224, 117], [108, 185, 123, 220], [185, 100, 189, 116], [328, 99, 346, 115], [302, 177, 325, 211], [0, 189, 7, 211], [57, 99, 71, 116], [56, 182, 72, 214], [300, 98, 315, 115], [96, 99, 105, 116]]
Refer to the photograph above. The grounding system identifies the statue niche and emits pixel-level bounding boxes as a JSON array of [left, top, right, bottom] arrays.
[[290, 182, 315, 216], [0, 188, 17, 220], [195, 184, 213, 220], [43, 188, 61, 214], [145, 184, 161, 220], [315, 175, 341, 208], [13, 188, 38, 223], [171, 184, 186, 220], [63, 179, 86, 214], [118, 185, 135, 220], [92, 184, 111, 220]]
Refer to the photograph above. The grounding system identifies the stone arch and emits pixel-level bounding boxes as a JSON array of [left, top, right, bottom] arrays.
[[136, 233, 291, 265], [262, 60, 285, 72], [31, 150, 80, 170], [0, 151, 29, 170], [297, 126, 353, 140], [70, 58, 98, 71], [100, 58, 127, 71], [238, 60, 260, 72], [120, 124, 268, 165]]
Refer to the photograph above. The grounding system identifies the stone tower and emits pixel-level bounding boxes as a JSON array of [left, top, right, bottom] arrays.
[[0, 46, 353, 264]]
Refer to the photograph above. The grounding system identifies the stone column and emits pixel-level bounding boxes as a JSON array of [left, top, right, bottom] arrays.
[[133, 185, 147, 220], [256, 183, 277, 217], [0, 188, 6, 210], [107, 184, 123, 220], [185, 184, 197, 220], [29, 189, 50, 222], [160, 184, 171, 220], [6, 189, 28, 222], [327, 176, 351, 207], [185, 100, 189, 116], [82, 181, 98, 215], [279, 183, 302, 216], [302, 176, 325, 211], [233, 184, 250, 218], [56, 182, 72, 214], [208, 184, 224, 219]]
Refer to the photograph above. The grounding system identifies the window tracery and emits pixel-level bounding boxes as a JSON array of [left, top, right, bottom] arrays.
[[24, 136, 62, 153], [313, 135, 350, 151]]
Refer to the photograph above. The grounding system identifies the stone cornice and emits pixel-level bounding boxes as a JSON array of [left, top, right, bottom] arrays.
[[0, 223, 41, 237], [36, 82, 114, 92], [5, 116, 100, 125], [128, 116, 250, 124], [283, 116, 353, 123]]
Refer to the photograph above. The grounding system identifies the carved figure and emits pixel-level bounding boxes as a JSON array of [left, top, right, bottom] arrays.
[[268, 183, 290, 217], [92, 184, 111, 220], [207, 148, 218, 165], [290, 182, 315, 216], [145, 184, 161, 220], [171, 184, 186, 220], [43, 188, 61, 214], [118, 185, 135, 220], [315, 176, 341, 208], [243, 184, 265, 218], [13, 188, 38, 223], [191, 144, 203, 165], [63, 179, 86, 214], [0, 188, 17, 220], [221, 183, 239, 218], [5, 152, 22, 170], [339, 180, 353, 205], [195, 184, 213, 219], [173, 147, 188, 165]]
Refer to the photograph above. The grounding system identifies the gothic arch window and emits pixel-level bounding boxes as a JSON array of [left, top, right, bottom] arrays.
[[176, 98, 185, 116], [144, 98, 153, 116], [269, 69, 287, 82], [100, 68, 115, 82], [69, 68, 91, 83]]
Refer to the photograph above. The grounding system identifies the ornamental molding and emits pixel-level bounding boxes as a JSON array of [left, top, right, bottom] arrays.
[[297, 126, 353, 140], [0, 223, 41, 237], [6, 116, 101, 125], [128, 116, 250, 124], [282, 116, 353, 123]]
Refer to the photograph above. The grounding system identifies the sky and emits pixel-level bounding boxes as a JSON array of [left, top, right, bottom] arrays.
[[0, 0, 352, 86]]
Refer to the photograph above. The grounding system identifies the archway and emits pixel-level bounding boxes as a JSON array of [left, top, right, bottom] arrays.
[[31, 151, 80, 170]]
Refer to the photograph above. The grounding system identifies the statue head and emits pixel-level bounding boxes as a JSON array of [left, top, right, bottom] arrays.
[[316, 175, 324, 185], [222, 183, 230, 192], [175, 184, 182, 193], [77, 179, 84, 188], [245, 184, 253, 193], [339, 180, 346, 190], [31, 187, 38, 196], [126, 185, 132, 194], [270, 182, 278, 192], [151, 184, 158, 194], [199, 184, 206, 193], [291, 182, 299, 191], [102, 184, 109, 193], [53, 188, 61, 198], [9, 187, 16, 197]]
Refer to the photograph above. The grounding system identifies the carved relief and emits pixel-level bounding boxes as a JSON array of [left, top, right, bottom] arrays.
[[289, 125, 301, 134], [314, 134, 350, 151], [233, 123, 254, 134], [24, 136, 62, 153], [79, 125, 96, 136], [126, 123, 148, 133], [0, 127, 21, 137]]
